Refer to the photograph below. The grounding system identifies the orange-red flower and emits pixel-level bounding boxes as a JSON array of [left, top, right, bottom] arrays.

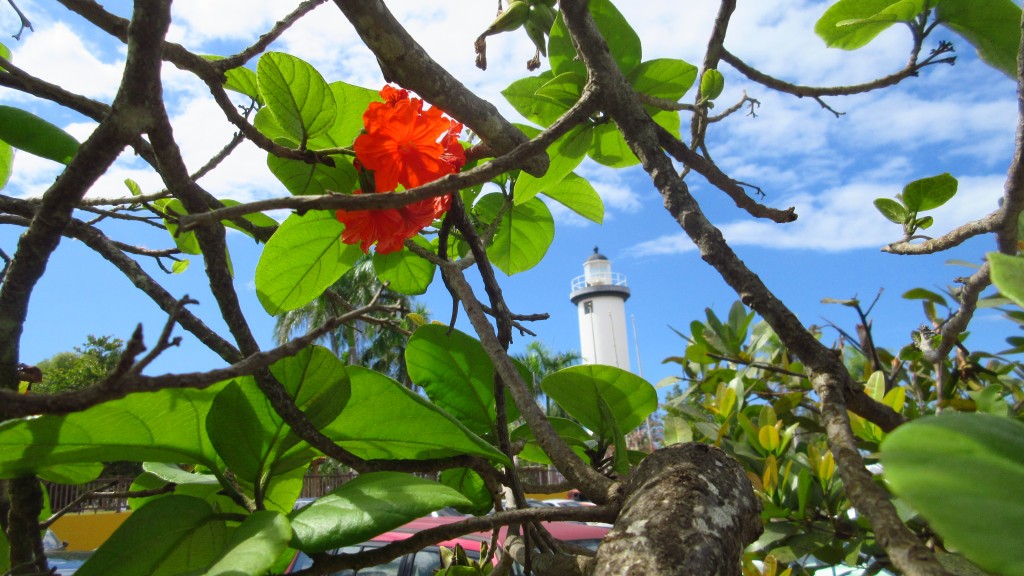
[[336, 85, 464, 254]]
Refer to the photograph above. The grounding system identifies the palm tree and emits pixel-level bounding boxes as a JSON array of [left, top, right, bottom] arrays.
[[274, 256, 423, 387], [514, 341, 580, 417]]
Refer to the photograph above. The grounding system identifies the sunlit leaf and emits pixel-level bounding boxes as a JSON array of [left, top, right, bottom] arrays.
[[989, 252, 1024, 308], [542, 172, 604, 223], [542, 365, 657, 441], [322, 367, 510, 465], [255, 210, 364, 315], [289, 472, 472, 553], [268, 154, 357, 196], [514, 125, 593, 204], [815, 0, 925, 49], [902, 172, 957, 212], [76, 495, 227, 576], [0, 140, 12, 191], [205, 511, 292, 576], [405, 324, 520, 437], [937, 0, 1022, 78], [373, 235, 436, 295], [873, 197, 907, 224], [0, 105, 79, 164], [881, 413, 1024, 575], [257, 52, 336, 144], [475, 194, 554, 275], [628, 58, 698, 102]]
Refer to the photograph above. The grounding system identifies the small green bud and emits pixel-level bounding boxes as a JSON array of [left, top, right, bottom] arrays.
[[485, 1, 530, 35], [700, 68, 725, 100]]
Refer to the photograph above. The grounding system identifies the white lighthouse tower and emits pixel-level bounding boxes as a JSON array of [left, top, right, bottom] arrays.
[[569, 247, 631, 370]]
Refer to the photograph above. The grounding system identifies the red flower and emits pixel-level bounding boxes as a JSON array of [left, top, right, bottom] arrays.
[[336, 191, 450, 254], [336, 85, 463, 254]]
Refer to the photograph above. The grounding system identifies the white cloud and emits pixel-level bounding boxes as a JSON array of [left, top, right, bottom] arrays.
[[6, 22, 123, 100], [170, 0, 292, 44], [628, 174, 1005, 256]]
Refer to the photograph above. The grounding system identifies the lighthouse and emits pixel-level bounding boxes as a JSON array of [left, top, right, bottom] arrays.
[[569, 247, 631, 371]]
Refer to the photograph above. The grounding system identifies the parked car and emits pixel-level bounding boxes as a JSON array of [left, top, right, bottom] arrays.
[[43, 529, 91, 575], [285, 515, 609, 575]]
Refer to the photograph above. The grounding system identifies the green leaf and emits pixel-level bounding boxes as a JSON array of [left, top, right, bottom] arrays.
[[475, 194, 554, 275], [937, 0, 1022, 78], [216, 198, 280, 240], [0, 105, 80, 164], [880, 413, 1024, 576], [268, 154, 357, 196], [541, 365, 658, 442], [0, 139, 12, 192], [511, 418, 592, 465], [153, 198, 201, 255], [542, 172, 604, 223], [902, 287, 948, 306], [815, 0, 924, 50], [902, 172, 957, 212], [989, 252, 1024, 309], [204, 511, 292, 576], [309, 81, 383, 149], [170, 259, 190, 274], [439, 468, 493, 516], [0, 41, 9, 69], [36, 462, 103, 485], [628, 58, 698, 102], [406, 324, 521, 438], [322, 366, 510, 465], [534, 71, 585, 109], [76, 495, 227, 576], [548, 0, 641, 77], [502, 72, 571, 128], [514, 124, 593, 204], [255, 210, 364, 315], [289, 472, 472, 553], [873, 197, 908, 224], [663, 415, 693, 446], [202, 55, 262, 104], [0, 385, 226, 477], [373, 235, 437, 295], [587, 122, 639, 168], [257, 52, 336, 144]]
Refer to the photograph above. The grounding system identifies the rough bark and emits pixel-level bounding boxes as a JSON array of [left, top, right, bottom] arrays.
[[591, 444, 762, 576]]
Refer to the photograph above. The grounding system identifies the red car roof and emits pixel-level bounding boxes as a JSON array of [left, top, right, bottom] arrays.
[[371, 516, 609, 552]]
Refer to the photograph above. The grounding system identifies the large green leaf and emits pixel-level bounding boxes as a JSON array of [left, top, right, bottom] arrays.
[[255, 210, 364, 315], [0, 140, 11, 191], [217, 198, 280, 240], [76, 495, 228, 576], [541, 365, 657, 441], [322, 366, 510, 465], [0, 385, 226, 477], [514, 124, 593, 204], [289, 472, 472, 553], [534, 71, 585, 110], [873, 197, 908, 224], [628, 58, 698, 102], [36, 462, 103, 485], [511, 418, 592, 466], [542, 172, 604, 224], [502, 72, 570, 128], [268, 154, 357, 196], [902, 172, 957, 212], [815, 0, 925, 49], [989, 252, 1024, 309], [372, 235, 437, 295], [548, 0, 641, 77], [0, 105, 79, 164], [475, 193, 554, 275], [405, 324, 520, 438], [209, 347, 349, 489], [937, 0, 1022, 78], [205, 511, 292, 576], [202, 55, 262, 104], [880, 413, 1024, 576], [310, 81, 383, 149], [257, 52, 336, 144], [439, 468, 493, 516]]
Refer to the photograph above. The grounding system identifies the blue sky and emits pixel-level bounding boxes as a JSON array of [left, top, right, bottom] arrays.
[[1, 0, 1020, 393]]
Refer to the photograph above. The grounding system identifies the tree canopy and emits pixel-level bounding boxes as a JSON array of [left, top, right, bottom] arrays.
[[1, 1, 1023, 575]]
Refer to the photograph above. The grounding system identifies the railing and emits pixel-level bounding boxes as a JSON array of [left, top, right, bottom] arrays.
[[570, 272, 627, 291]]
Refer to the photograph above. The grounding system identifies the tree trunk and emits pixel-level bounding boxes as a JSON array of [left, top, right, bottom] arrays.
[[592, 443, 762, 576]]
